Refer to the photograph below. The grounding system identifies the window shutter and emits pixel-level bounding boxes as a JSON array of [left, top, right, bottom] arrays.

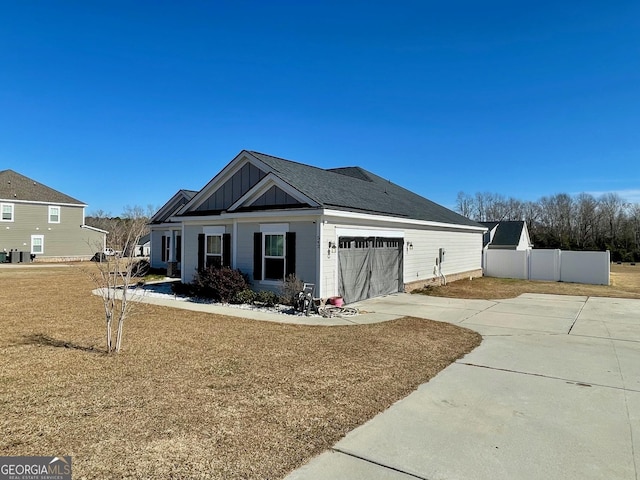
[[197, 234, 205, 271], [161, 236, 167, 262], [285, 232, 296, 277], [222, 233, 231, 267], [253, 232, 262, 281]]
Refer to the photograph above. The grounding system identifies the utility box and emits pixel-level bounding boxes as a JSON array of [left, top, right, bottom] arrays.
[[438, 248, 446, 263], [10, 250, 20, 263], [0, 252, 6, 263], [20, 251, 30, 263]]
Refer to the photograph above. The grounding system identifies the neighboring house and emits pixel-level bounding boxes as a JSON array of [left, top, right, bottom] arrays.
[[0, 169, 107, 261], [149, 189, 198, 275], [480, 221, 533, 251], [136, 234, 151, 257], [152, 150, 485, 303]]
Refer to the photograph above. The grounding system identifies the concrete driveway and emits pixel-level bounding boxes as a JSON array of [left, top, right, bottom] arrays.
[[285, 292, 640, 480]]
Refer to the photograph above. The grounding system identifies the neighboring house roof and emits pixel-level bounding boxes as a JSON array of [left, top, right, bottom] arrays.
[[151, 189, 198, 224], [81, 224, 109, 234], [181, 150, 481, 228], [139, 233, 150, 245], [480, 220, 530, 248], [0, 169, 85, 205]]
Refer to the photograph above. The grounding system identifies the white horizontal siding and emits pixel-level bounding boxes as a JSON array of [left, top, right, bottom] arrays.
[[323, 217, 483, 297]]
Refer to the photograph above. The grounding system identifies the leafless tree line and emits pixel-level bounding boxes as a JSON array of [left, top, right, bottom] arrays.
[[87, 205, 154, 253], [456, 191, 640, 261]]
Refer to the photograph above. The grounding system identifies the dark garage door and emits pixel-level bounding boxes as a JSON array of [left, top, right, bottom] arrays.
[[338, 236, 404, 304]]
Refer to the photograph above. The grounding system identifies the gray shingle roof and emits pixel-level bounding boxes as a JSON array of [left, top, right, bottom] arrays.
[[481, 221, 525, 246], [249, 151, 481, 227], [0, 169, 84, 205], [152, 189, 198, 223]]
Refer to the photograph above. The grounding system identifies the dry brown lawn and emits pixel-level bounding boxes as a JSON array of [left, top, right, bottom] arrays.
[[0, 266, 480, 479], [415, 263, 640, 300]]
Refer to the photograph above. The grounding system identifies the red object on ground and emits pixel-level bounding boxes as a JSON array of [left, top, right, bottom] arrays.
[[329, 296, 344, 307]]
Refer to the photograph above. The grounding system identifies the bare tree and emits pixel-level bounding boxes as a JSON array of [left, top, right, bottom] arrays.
[[456, 191, 476, 218], [598, 193, 625, 247], [86, 206, 150, 353], [454, 189, 639, 260], [574, 193, 599, 249]]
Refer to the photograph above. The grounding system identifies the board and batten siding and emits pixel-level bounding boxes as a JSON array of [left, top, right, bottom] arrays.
[[0, 203, 103, 259]]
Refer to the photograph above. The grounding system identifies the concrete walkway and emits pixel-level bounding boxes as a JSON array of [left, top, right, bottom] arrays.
[[285, 292, 640, 480]]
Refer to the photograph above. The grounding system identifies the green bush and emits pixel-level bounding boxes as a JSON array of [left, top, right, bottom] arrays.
[[231, 288, 257, 305], [171, 281, 197, 297], [192, 266, 248, 303], [254, 290, 280, 307]]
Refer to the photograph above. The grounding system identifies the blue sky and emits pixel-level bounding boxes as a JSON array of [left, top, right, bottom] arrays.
[[1, 1, 638, 214]]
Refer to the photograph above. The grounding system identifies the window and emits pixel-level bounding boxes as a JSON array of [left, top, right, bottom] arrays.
[[31, 235, 44, 255], [253, 224, 294, 282], [1, 203, 14, 222], [48, 206, 60, 223], [161, 235, 168, 262], [206, 234, 222, 268], [263, 233, 285, 280]]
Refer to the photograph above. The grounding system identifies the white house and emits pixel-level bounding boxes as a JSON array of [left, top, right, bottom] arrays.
[[150, 189, 197, 276], [152, 150, 486, 304]]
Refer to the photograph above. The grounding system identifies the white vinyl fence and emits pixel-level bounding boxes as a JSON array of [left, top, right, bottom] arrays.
[[483, 249, 610, 285]]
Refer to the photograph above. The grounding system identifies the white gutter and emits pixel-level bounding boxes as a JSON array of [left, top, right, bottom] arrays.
[[323, 209, 487, 232], [0, 198, 87, 208], [171, 207, 485, 232], [171, 208, 324, 223]]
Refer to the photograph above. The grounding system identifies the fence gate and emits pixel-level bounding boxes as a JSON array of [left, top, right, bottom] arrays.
[[337, 236, 404, 304]]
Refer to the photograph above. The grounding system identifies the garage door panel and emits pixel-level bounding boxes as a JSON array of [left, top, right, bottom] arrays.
[[369, 246, 401, 298], [338, 247, 371, 304], [338, 236, 403, 304]]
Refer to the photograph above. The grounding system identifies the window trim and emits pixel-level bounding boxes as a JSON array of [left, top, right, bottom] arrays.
[[262, 232, 286, 282], [31, 235, 44, 255], [258, 224, 289, 283], [162, 232, 172, 262], [48, 205, 61, 224], [205, 233, 223, 267], [1, 203, 14, 222]]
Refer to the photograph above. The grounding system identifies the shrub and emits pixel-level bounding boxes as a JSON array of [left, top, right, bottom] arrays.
[[231, 288, 257, 305], [171, 282, 197, 297], [254, 290, 280, 307], [192, 266, 248, 303], [280, 274, 304, 306]]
